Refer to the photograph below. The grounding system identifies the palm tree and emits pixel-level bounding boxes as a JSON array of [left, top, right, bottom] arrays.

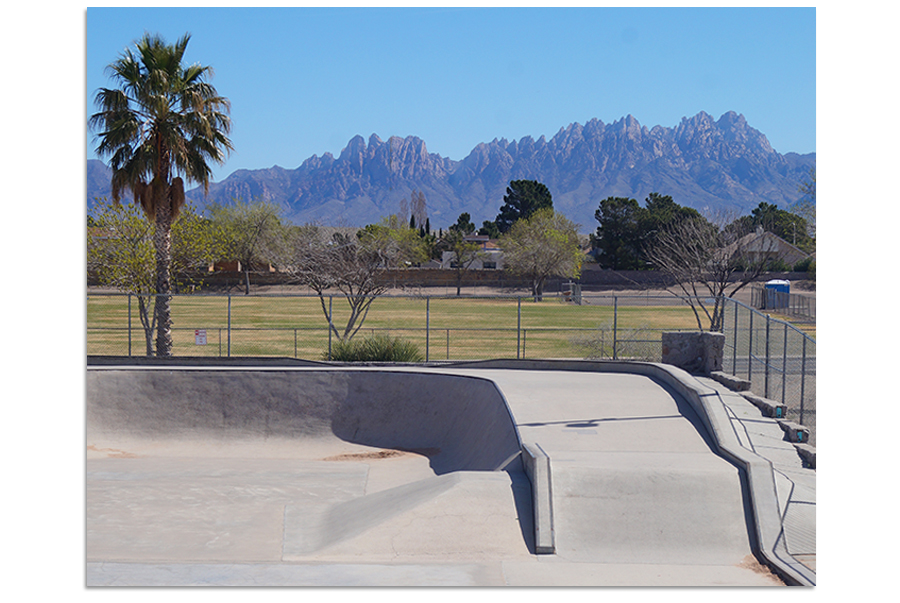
[[90, 33, 233, 356]]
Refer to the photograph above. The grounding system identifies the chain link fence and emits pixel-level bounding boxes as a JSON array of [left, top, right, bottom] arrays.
[[721, 298, 816, 446], [87, 292, 707, 362], [750, 284, 816, 323]]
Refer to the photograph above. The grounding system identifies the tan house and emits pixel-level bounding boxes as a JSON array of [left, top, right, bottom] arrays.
[[727, 227, 810, 267], [440, 235, 504, 270]]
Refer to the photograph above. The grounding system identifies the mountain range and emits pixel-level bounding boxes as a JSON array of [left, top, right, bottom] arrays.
[[86, 111, 815, 232]]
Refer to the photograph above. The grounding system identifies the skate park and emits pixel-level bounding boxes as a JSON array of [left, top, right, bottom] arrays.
[[86, 355, 815, 587]]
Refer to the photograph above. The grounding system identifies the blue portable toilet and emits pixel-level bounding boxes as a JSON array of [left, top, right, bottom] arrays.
[[765, 279, 790, 309]]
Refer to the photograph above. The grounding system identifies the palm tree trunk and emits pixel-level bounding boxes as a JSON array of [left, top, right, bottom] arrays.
[[154, 183, 174, 356]]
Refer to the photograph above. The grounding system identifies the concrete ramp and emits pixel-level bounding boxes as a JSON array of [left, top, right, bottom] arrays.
[[550, 453, 751, 565], [87, 368, 523, 475]]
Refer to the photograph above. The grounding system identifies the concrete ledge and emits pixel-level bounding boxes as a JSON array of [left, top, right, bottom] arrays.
[[88, 355, 329, 367], [777, 420, 811, 444], [521, 443, 554, 554], [709, 371, 752, 391], [742, 392, 788, 419], [793, 444, 816, 469]]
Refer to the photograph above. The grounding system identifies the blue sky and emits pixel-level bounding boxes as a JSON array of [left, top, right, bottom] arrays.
[[86, 5, 815, 183]]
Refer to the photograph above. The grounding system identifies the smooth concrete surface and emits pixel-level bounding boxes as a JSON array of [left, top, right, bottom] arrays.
[[86, 362, 809, 586]]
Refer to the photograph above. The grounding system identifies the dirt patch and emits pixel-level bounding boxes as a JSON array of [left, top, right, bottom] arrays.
[[322, 449, 406, 461], [321, 447, 440, 462], [87, 444, 139, 459], [738, 554, 786, 585]]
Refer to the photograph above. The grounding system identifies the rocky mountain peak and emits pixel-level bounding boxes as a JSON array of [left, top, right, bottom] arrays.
[[89, 111, 814, 231]]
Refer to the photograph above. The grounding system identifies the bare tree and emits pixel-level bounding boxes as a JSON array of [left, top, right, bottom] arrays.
[[793, 165, 816, 239], [645, 214, 784, 331], [280, 226, 395, 342], [410, 189, 428, 229]]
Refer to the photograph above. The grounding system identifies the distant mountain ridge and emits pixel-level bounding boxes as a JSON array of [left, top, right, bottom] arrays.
[[87, 111, 815, 231]]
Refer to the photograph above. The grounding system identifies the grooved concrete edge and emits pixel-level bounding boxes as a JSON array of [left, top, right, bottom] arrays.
[[444, 359, 816, 587]]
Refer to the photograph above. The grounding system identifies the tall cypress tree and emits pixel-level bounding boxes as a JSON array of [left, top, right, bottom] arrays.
[[493, 180, 553, 234]]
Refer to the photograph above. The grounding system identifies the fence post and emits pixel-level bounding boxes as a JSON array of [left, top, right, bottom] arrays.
[[782, 322, 788, 405], [764, 314, 771, 398], [800, 336, 807, 425], [426, 297, 430, 362], [517, 297, 522, 359], [227, 294, 232, 358], [613, 296, 618, 360], [127, 293, 132, 357], [328, 296, 333, 361], [747, 309, 754, 381], [732, 298, 738, 372]]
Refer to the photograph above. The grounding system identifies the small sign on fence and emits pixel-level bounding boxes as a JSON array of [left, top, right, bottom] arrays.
[[194, 329, 207, 345]]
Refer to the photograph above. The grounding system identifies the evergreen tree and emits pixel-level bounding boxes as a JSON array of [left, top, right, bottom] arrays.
[[593, 197, 646, 269], [494, 180, 553, 234]]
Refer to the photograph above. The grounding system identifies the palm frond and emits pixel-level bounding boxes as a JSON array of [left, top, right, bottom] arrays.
[[89, 31, 232, 215]]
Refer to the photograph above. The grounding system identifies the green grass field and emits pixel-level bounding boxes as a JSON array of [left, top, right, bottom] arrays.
[[85, 293, 717, 360]]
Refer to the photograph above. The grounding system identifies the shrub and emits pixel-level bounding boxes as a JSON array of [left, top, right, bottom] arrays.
[[569, 321, 655, 361], [793, 256, 814, 272], [326, 334, 425, 363], [763, 257, 792, 272]]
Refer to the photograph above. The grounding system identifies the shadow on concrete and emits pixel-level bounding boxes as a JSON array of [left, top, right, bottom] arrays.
[[508, 470, 536, 555], [519, 415, 683, 428]]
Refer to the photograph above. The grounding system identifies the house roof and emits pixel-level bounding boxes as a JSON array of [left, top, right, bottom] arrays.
[[723, 229, 810, 264], [461, 234, 501, 250], [733, 229, 808, 256]]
